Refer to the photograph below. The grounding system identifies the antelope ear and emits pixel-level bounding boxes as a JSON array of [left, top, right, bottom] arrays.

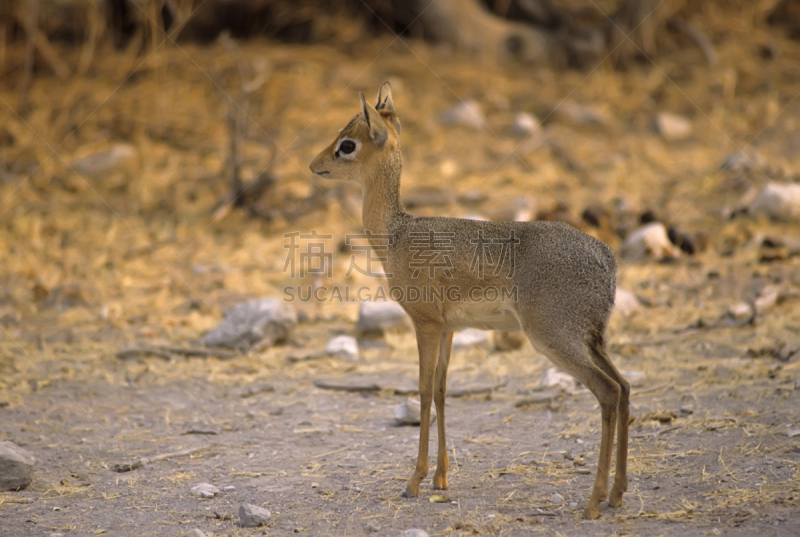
[[376, 81, 401, 135], [376, 81, 395, 112], [360, 91, 388, 148]]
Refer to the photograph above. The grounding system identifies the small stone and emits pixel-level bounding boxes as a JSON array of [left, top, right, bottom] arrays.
[[614, 288, 641, 317], [754, 285, 781, 316], [655, 112, 693, 141], [512, 112, 540, 136], [720, 150, 765, 173], [239, 503, 272, 527], [356, 301, 411, 336], [366, 522, 381, 533], [540, 367, 578, 393], [325, 335, 359, 361], [551, 100, 612, 129], [749, 182, 800, 222], [787, 429, 800, 438], [727, 302, 753, 321], [71, 143, 136, 176], [222, 485, 236, 492], [0, 441, 35, 491], [394, 398, 436, 426], [202, 298, 297, 350], [439, 100, 485, 129], [190, 483, 220, 498], [186, 530, 208, 537], [402, 530, 429, 537], [49, 533, 65, 537], [552, 493, 565, 504], [452, 328, 490, 350], [620, 223, 681, 262]]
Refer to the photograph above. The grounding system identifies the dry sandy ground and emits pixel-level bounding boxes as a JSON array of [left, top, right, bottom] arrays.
[[1, 9, 800, 536]]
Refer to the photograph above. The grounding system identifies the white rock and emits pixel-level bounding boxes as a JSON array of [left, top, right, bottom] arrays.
[[614, 288, 641, 317], [540, 367, 578, 393], [512, 112, 540, 136], [748, 182, 800, 222], [655, 112, 693, 141], [402, 530, 429, 537], [754, 285, 781, 316], [728, 302, 753, 321], [552, 492, 565, 504], [393, 398, 436, 426], [620, 223, 681, 261], [552, 101, 612, 129], [326, 335, 359, 361], [357, 301, 411, 336], [452, 328, 490, 350], [71, 144, 136, 176], [186, 530, 208, 537], [222, 485, 236, 492], [439, 100, 485, 129], [239, 503, 272, 527], [0, 441, 35, 491], [190, 483, 220, 498], [202, 298, 297, 349]]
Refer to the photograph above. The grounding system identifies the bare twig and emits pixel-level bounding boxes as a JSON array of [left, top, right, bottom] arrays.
[[116, 345, 237, 360], [111, 446, 209, 472], [669, 17, 717, 67]]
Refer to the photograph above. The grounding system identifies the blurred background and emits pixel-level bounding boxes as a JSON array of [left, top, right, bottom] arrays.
[[2, 2, 800, 533], [1, 0, 798, 324]]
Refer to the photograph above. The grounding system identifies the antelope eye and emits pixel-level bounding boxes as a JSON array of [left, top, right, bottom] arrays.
[[339, 140, 356, 154]]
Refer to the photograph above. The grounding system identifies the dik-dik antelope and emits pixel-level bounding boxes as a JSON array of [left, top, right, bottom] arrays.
[[309, 82, 629, 519]]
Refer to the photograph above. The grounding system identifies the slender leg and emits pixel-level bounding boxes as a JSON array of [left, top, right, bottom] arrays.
[[589, 342, 630, 508], [584, 396, 618, 519], [432, 332, 453, 490], [403, 322, 443, 497], [525, 327, 621, 519], [609, 377, 630, 507]]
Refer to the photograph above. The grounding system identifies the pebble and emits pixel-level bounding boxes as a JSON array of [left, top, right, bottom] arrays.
[[452, 328, 490, 350], [748, 182, 800, 222], [620, 222, 681, 261], [438, 100, 485, 129], [325, 335, 359, 361], [190, 483, 220, 498], [551, 100, 612, 129], [71, 143, 136, 176], [614, 288, 641, 317], [727, 302, 753, 321], [540, 367, 579, 393], [552, 493, 565, 504], [0, 441, 35, 491], [239, 503, 272, 527], [394, 398, 437, 426], [222, 485, 236, 492], [402, 530, 429, 537], [186, 530, 208, 537], [356, 301, 411, 336], [655, 112, 693, 141], [202, 298, 297, 349], [512, 112, 540, 136]]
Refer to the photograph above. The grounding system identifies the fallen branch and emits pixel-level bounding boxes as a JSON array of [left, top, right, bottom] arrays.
[[631, 424, 683, 439], [116, 345, 237, 360], [111, 446, 208, 473], [669, 17, 717, 67]]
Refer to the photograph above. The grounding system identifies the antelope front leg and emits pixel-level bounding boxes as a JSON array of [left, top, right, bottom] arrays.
[[432, 332, 453, 490], [403, 323, 443, 497]]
